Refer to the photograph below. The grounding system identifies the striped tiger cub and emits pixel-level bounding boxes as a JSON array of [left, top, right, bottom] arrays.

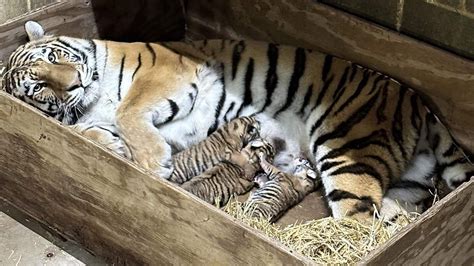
[[181, 138, 275, 205], [246, 156, 318, 222], [170, 116, 260, 184], [3, 21, 473, 222]]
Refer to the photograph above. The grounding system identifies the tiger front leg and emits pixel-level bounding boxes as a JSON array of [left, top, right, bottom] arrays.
[[116, 79, 197, 179]]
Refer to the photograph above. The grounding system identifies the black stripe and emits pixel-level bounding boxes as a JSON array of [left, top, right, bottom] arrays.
[[163, 99, 179, 124], [96, 126, 119, 137], [308, 77, 346, 136], [298, 84, 313, 116], [274, 48, 306, 116], [260, 43, 279, 112], [231, 41, 246, 80], [349, 196, 375, 215], [439, 157, 469, 173], [88, 40, 97, 73], [320, 130, 389, 161], [117, 55, 126, 101], [224, 102, 236, 122], [334, 69, 370, 115], [308, 75, 334, 117], [376, 82, 389, 124], [132, 53, 142, 80], [410, 93, 421, 131], [392, 86, 407, 160], [364, 155, 394, 180], [320, 160, 345, 173], [322, 55, 333, 81], [330, 163, 384, 186], [349, 64, 358, 82], [146, 43, 156, 66], [327, 189, 360, 201], [208, 71, 226, 136], [103, 42, 109, 75], [442, 144, 457, 158], [236, 58, 254, 116], [368, 74, 386, 95], [56, 39, 86, 61], [332, 66, 350, 100], [313, 90, 380, 151]]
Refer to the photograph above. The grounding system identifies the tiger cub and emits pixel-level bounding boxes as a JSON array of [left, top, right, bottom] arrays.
[[245, 156, 318, 222], [169, 116, 260, 184], [181, 139, 275, 206]]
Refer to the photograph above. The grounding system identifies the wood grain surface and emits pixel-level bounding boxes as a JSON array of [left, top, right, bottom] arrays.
[[0, 92, 312, 264], [361, 179, 474, 265], [185, 0, 474, 153]]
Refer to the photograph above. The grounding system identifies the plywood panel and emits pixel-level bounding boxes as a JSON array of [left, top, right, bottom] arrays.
[[185, 0, 474, 153]]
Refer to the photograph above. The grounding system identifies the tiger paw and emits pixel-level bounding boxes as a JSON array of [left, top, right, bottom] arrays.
[[133, 145, 174, 180], [70, 122, 131, 159]]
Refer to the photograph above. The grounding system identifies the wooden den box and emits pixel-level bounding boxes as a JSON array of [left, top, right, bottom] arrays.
[[0, 0, 472, 264]]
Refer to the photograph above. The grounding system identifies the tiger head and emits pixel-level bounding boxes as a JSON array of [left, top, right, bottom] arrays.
[[1, 21, 99, 124], [224, 116, 261, 147]]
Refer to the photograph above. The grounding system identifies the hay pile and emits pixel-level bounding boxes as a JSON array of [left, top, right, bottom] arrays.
[[222, 199, 419, 264]]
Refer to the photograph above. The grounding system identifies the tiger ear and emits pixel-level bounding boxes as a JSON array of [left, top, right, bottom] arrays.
[[25, 21, 45, 41]]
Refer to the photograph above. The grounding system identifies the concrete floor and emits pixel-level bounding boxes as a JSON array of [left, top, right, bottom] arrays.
[[0, 199, 104, 266]]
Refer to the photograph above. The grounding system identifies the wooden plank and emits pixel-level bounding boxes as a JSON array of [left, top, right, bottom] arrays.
[[184, 0, 474, 153], [0, 92, 311, 264], [0, 0, 98, 64], [361, 179, 474, 265]]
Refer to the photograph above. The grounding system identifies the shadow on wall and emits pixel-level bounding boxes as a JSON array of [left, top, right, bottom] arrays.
[[90, 0, 185, 42]]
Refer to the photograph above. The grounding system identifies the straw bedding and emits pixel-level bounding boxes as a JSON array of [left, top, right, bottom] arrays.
[[222, 199, 420, 264]]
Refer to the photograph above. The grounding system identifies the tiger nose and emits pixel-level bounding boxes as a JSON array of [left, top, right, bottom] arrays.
[[65, 71, 82, 91]]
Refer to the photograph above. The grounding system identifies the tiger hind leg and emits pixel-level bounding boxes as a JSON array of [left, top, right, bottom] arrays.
[[322, 160, 386, 223], [427, 113, 474, 189]]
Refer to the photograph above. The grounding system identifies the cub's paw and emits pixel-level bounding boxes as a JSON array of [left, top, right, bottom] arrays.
[[254, 172, 269, 188]]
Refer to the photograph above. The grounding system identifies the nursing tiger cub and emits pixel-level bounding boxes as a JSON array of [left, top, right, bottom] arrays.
[[182, 138, 275, 205], [246, 156, 318, 222], [2, 21, 473, 222], [170, 116, 260, 184]]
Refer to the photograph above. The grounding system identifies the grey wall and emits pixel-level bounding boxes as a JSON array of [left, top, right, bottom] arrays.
[[0, 0, 57, 24], [320, 0, 474, 59]]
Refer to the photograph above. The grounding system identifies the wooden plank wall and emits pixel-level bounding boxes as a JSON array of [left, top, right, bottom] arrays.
[[184, 0, 474, 153], [362, 179, 474, 265]]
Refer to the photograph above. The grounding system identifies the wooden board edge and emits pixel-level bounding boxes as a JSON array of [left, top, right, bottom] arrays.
[[359, 178, 474, 264]]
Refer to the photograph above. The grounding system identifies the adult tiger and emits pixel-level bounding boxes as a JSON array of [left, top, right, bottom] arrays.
[[2, 21, 473, 222]]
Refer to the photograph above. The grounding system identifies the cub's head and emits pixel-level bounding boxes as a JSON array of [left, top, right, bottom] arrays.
[[244, 138, 276, 165], [1, 21, 99, 124], [291, 157, 319, 194], [224, 116, 261, 146]]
